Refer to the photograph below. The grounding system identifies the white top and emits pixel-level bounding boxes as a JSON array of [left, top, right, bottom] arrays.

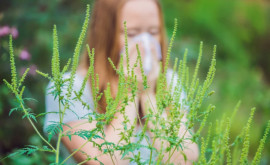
[[43, 69, 187, 164]]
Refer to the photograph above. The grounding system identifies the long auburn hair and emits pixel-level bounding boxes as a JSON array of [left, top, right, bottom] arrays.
[[80, 0, 167, 113]]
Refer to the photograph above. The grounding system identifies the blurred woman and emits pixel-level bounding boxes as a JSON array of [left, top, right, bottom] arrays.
[[44, 0, 199, 164]]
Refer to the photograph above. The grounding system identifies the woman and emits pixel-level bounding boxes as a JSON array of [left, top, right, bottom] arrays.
[[44, 0, 199, 164]]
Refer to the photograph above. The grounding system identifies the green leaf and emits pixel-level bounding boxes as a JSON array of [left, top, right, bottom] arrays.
[[35, 111, 60, 118], [9, 107, 20, 116], [45, 122, 64, 142], [6, 145, 39, 159]]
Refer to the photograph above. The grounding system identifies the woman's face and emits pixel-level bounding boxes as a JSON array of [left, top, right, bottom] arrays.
[[119, 0, 161, 49]]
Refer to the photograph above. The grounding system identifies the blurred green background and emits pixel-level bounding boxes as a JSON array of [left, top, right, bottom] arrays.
[[0, 0, 269, 164]]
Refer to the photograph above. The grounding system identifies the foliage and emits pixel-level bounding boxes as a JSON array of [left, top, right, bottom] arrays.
[[161, 0, 270, 163], [0, 4, 269, 165]]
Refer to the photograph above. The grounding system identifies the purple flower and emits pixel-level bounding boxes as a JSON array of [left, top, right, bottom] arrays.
[[19, 67, 28, 77], [10, 27, 19, 38], [0, 26, 19, 38], [19, 49, 31, 61], [0, 26, 10, 37], [19, 65, 37, 77], [29, 65, 37, 76]]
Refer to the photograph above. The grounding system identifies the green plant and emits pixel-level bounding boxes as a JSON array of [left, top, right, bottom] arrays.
[[1, 4, 269, 165]]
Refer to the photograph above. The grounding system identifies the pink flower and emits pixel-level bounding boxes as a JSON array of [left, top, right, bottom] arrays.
[[19, 49, 31, 61], [10, 27, 19, 38], [19, 65, 37, 77], [0, 26, 19, 38], [19, 67, 28, 77], [29, 65, 37, 76], [0, 26, 10, 37]]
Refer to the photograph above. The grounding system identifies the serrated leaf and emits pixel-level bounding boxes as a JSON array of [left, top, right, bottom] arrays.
[[35, 111, 60, 118], [45, 122, 63, 142], [23, 98, 38, 102], [7, 145, 39, 159], [74, 129, 102, 140], [22, 112, 37, 122], [9, 107, 20, 116]]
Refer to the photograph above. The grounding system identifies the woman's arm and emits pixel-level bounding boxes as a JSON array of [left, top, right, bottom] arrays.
[[61, 95, 139, 165], [140, 92, 199, 164]]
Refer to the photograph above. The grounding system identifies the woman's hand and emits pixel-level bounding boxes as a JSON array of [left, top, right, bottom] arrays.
[[61, 96, 139, 165], [122, 41, 161, 93], [139, 91, 199, 165], [141, 42, 161, 94], [121, 38, 161, 121]]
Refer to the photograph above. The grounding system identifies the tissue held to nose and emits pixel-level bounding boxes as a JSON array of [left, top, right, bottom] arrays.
[[121, 32, 162, 75]]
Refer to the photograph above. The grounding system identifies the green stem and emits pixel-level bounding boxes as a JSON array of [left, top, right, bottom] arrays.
[[55, 132, 62, 163], [165, 129, 188, 164], [56, 92, 63, 164], [60, 135, 114, 165], [77, 159, 90, 165], [77, 158, 91, 165], [62, 121, 89, 135], [134, 98, 151, 146], [101, 130, 116, 165], [149, 137, 157, 165], [77, 152, 104, 165], [60, 139, 90, 165], [145, 91, 158, 165], [20, 101, 56, 152]]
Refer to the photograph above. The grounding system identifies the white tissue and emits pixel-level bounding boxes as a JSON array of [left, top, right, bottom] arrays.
[[120, 32, 162, 75]]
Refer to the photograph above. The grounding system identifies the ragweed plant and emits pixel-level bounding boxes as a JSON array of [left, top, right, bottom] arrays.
[[1, 4, 269, 165]]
